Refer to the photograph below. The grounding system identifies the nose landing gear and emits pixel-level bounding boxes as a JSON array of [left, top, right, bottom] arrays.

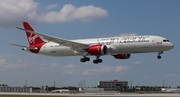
[[157, 52, 163, 59]]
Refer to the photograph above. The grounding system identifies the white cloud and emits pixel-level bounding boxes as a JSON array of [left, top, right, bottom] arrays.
[[63, 70, 77, 75], [0, 54, 129, 76], [16, 60, 23, 63], [62, 64, 81, 75], [39, 67, 48, 71], [143, 75, 151, 78], [0, 54, 29, 70], [114, 66, 128, 72], [51, 63, 58, 67], [46, 4, 57, 10], [64, 64, 76, 68], [0, 0, 38, 27], [131, 61, 143, 65], [82, 69, 99, 75], [0, 59, 6, 65], [82, 65, 128, 75], [163, 73, 177, 78], [0, 0, 108, 27], [0, 60, 29, 70], [38, 4, 108, 23]]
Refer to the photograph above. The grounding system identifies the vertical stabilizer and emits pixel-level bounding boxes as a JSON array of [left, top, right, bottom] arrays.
[[23, 22, 45, 45]]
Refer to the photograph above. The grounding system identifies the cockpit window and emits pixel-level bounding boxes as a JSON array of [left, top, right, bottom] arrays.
[[163, 39, 170, 42]]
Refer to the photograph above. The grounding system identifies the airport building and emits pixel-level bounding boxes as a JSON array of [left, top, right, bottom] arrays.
[[0, 86, 32, 92], [98, 80, 128, 91]]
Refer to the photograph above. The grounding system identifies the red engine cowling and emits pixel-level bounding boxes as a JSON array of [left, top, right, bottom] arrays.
[[88, 44, 107, 56], [113, 54, 131, 59]]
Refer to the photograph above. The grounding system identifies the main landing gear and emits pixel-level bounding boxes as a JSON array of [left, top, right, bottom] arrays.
[[80, 56, 102, 64], [93, 56, 102, 64], [157, 52, 163, 59], [80, 56, 90, 62]]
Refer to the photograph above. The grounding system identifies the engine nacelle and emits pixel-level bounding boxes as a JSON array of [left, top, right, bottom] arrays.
[[113, 54, 131, 59], [88, 44, 107, 56]]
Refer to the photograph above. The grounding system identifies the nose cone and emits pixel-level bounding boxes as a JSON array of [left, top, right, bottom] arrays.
[[168, 42, 174, 50]]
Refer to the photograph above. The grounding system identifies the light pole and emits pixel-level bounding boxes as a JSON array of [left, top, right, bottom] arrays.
[[54, 81, 56, 88]]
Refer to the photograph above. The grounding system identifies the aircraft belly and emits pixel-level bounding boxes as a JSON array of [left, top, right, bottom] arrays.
[[39, 46, 77, 57], [54, 48, 75, 56], [113, 42, 159, 54]]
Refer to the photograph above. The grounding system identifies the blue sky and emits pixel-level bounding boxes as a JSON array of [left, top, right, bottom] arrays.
[[0, 0, 179, 87]]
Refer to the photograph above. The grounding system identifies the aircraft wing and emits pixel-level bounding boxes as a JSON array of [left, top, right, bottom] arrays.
[[16, 27, 89, 54]]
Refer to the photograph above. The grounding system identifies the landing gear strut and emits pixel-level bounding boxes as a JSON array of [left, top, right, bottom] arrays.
[[80, 56, 90, 63], [157, 52, 163, 59], [93, 56, 102, 64]]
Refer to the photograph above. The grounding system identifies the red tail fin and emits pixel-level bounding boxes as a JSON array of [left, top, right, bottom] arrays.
[[23, 22, 45, 45]]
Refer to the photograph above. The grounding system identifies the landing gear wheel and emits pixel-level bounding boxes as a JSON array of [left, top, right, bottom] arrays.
[[80, 58, 86, 62], [85, 57, 90, 61], [157, 52, 163, 59], [97, 59, 102, 63], [93, 60, 98, 64], [157, 55, 161, 59], [80, 57, 90, 63]]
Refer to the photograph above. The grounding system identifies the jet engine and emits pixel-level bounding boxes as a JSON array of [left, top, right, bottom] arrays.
[[88, 44, 107, 56], [113, 54, 131, 59]]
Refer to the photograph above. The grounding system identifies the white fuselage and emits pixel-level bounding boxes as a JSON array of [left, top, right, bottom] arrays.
[[27, 35, 173, 57]]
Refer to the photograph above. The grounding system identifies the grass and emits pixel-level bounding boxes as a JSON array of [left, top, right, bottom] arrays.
[[0, 95, 95, 97], [0, 96, 69, 97]]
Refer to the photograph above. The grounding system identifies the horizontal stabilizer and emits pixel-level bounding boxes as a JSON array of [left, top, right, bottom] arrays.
[[16, 27, 24, 31], [10, 44, 27, 47], [10, 44, 37, 50]]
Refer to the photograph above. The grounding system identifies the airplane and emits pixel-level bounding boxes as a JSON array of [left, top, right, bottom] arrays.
[[11, 22, 174, 64]]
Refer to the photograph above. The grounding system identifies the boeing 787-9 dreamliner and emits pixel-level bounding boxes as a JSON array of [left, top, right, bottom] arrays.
[[11, 22, 174, 64]]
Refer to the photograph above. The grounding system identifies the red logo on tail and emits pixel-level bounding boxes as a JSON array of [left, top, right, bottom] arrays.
[[23, 22, 45, 45], [22, 21, 46, 54], [28, 33, 39, 44]]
